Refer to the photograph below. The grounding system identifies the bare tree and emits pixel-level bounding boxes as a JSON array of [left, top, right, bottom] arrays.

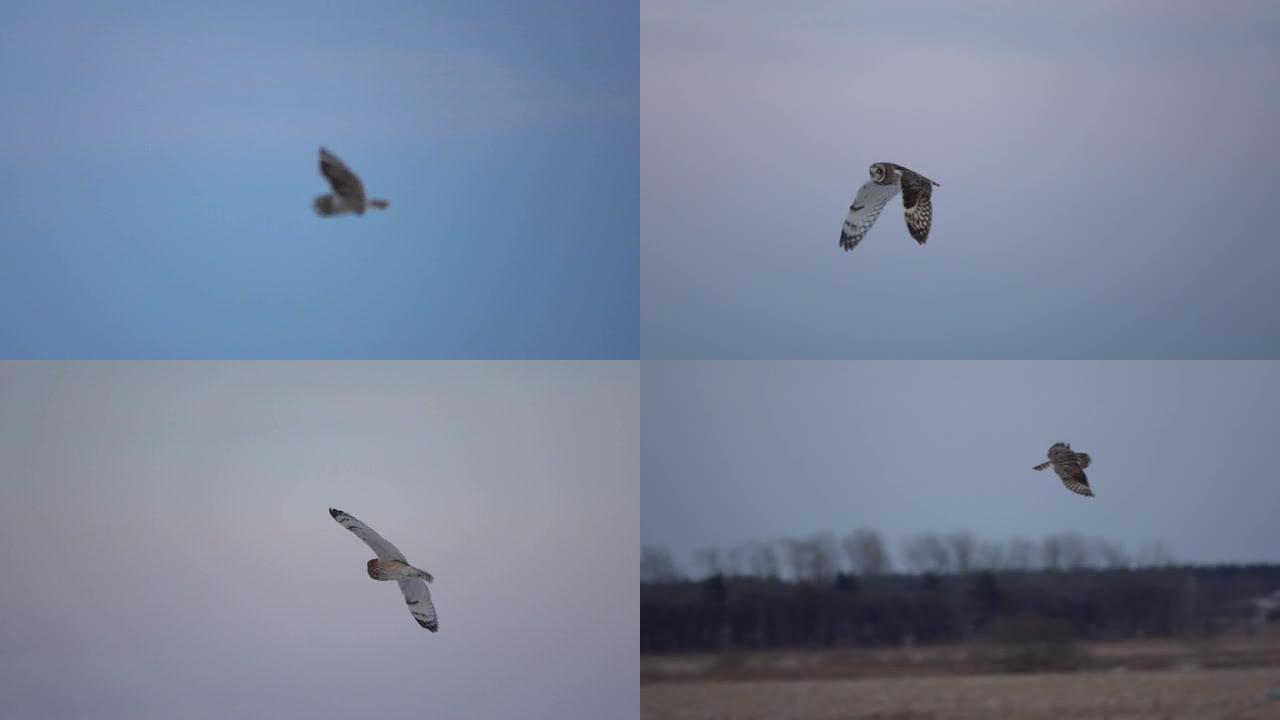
[[842, 528, 892, 575], [1093, 538, 1130, 569], [694, 546, 723, 578], [903, 532, 952, 574], [782, 538, 811, 581], [1137, 541, 1175, 568], [1004, 537, 1037, 571], [641, 546, 680, 583], [1041, 535, 1064, 571], [749, 542, 781, 578], [973, 540, 1006, 571], [811, 532, 839, 582], [1058, 532, 1093, 570], [725, 544, 751, 577], [947, 531, 977, 573], [782, 536, 839, 582]]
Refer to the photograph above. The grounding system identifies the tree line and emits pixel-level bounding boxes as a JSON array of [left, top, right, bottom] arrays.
[[641, 529, 1280, 655]]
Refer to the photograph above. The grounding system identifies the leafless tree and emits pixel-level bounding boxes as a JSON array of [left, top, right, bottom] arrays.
[[1137, 541, 1175, 568], [811, 532, 840, 582], [725, 544, 752, 577], [749, 542, 781, 578], [641, 546, 681, 583], [694, 546, 723, 578], [1004, 537, 1037, 571], [947, 531, 977, 573], [842, 528, 892, 575], [973, 540, 1006, 571], [1041, 535, 1064, 571], [903, 532, 952, 574], [1093, 538, 1130, 569]]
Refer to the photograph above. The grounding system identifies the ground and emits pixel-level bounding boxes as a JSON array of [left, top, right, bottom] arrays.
[[642, 638, 1280, 719], [642, 667, 1280, 720]]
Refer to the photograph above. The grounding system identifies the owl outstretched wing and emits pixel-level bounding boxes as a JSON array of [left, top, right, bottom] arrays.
[[319, 148, 366, 203], [1052, 461, 1094, 497], [398, 579, 439, 632], [329, 507, 408, 562], [899, 171, 936, 245], [840, 180, 901, 251]]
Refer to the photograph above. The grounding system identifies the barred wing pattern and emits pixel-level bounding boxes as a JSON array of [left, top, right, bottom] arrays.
[[329, 508, 408, 563], [1034, 443, 1095, 497], [398, 579, 439, 632], [899, 171, 936, 244], [840, 180, 901, 251]]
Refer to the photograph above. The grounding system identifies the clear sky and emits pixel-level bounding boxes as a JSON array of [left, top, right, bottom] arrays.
[[642, 1, 1280, 358], [0, 1, 637, 358], [643, 361, 1280, 567], [0, 362, 639, 719]]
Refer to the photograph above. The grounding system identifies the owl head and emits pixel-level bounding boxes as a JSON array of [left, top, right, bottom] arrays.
[[868, 163, 896, 184]]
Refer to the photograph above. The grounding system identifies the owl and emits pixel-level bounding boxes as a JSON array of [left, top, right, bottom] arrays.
[[1032, 442, 1095, 497], [839, 162, 940, 251], [313, 148, 390, 217], [329, 508, 438, 631]]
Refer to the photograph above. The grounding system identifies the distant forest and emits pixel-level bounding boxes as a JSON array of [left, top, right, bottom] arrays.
[[641, 529, 1280, 655]]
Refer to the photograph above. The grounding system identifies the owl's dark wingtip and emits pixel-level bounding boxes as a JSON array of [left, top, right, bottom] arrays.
[[329, 507, 342, 518]]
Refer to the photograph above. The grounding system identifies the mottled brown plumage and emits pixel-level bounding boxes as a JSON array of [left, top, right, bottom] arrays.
[[1033, 443, 1095, 497], [839, 162, 939, 251]]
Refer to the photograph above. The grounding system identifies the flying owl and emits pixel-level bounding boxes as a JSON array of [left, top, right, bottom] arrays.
[[839, 162, 940, 251], [329, 507, 438, 631], [1032, 442, 1095, 497], [313, 148, 390, 217]]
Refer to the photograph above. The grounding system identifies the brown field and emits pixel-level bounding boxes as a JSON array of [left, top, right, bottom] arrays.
[[642, 667, 1280, 720], [643, 639, 1280, 719]]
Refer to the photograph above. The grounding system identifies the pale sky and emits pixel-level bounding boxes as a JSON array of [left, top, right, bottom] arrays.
[[0, 362, 638, 719], [642, 0, 1280, 358], [643, 361, 1280, 567]]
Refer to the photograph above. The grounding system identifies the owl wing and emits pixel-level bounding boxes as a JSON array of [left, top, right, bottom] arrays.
[[1052, 461, 1095, 497], [329, 508, 408, 562], [840, 180, 901, 251], [398, 579, 439, 632], [319, 148, 366, 203], [899, 171, 935, 244]]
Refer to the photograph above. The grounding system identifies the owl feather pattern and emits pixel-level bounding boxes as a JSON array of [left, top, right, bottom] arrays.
[[1032, 443, 1095, 497], [840, 162, 940, 251]]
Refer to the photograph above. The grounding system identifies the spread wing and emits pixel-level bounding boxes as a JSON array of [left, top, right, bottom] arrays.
[[1052, 461, 1094, 497], [899, 170, 936, 244], [329, 507, 407, 562], [840, 180, 901, 251], [398, 579, 438, 632], [319, 148, 365, 203]]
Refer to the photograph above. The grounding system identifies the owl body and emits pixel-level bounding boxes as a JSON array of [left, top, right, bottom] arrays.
[[840, 162, 939, 251], [1033, 442, 1095, 497], [367, 558, 434, 583]]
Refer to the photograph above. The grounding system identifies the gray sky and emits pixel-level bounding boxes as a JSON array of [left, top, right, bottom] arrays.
[[643, 361, 1280, 567], [0, 362, 637, 720], [642, 0, 1280, 358]]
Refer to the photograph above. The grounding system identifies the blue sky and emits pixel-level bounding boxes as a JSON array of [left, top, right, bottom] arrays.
[[642, 1, 1280, 358], [0, 362, 639, 719], [643, 361, 1280, 568], [0, 1, 637, 358]]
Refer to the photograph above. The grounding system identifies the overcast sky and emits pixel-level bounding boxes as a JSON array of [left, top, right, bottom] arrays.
[[0, 1, 637, 358], [643, 361, 1280, 569], [642, 1, 1280, 358], [0, 362, 638, 719]]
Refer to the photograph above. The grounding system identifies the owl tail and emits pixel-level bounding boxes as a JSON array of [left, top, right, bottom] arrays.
[[1032, 460, 1052, 471], [368, 199, 390, 210]]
